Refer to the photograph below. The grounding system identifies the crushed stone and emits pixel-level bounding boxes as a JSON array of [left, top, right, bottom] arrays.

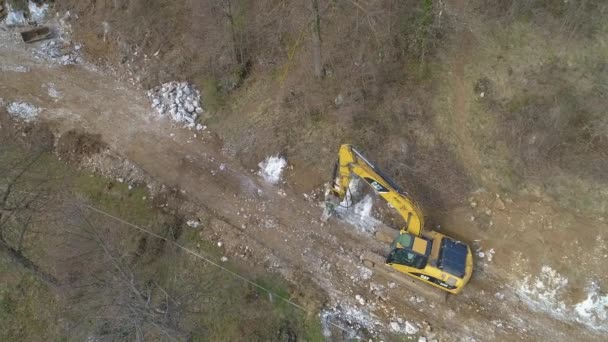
[[333, 178, 382, 234], [1, 1, 48, 27], [186, 220, 201, 228], [258, 155, 287, 184], [6, 101, 40, 122], [0, 64, 29, 72], [320, 304, 382, 339], [574, 281, 608, 332], [28, 0, 49, 23], [146, 81, 203, 128], [3, 6, 26, 27], [43, 82, 61, 99], [517, 265, 568, 314], [33, 40, 84, 65]]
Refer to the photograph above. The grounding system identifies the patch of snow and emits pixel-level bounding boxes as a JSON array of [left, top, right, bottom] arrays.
[[405, 321, 419, 334], [186, 220, 201, 228], [339, 177, 362, 207], [353, 195, 374, 219], [6, 101, 40, 122], [0, 65, 29, 73], [335, 194, 382, 234], [331, 177, 383, 234], [3, 6, 26, 27], [388, 320, 420, 335], [28, 0, 49, 23], [475, 244, 495, 262], [258, 155, 287, 184], [515, 266, 608, 332], [574, 281, 608, 332], [358, 265, 372, 281], [44, 83, 61, 99], [517, 265, 568, 314], [486, 248, 495, 262], [320, 304, 381, 339]]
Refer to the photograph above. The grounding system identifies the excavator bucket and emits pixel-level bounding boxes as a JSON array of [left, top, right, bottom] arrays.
[[20, 26, 52, 43]]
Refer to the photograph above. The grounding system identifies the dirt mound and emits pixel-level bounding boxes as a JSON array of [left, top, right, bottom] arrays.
[[0, 110, 54, 151], [57, 129, 106, 163]]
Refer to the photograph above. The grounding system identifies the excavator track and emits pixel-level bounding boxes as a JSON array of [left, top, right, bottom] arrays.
[[361, 251, 448, 303]]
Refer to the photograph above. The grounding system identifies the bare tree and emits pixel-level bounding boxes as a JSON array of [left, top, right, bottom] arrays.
[[0, 143, 59, 287], [310, 0, 323, 78], [222, 0, 247, 65], [55, 205, 188, 341]]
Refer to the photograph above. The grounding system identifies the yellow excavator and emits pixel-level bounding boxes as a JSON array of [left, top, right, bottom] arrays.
[[323, 144, 473, 300]]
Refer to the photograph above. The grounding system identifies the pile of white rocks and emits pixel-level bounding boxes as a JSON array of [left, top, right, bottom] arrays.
[[33, 40, 84, 65], [6, 101, 41, 122], [146, 81, 204, 128]]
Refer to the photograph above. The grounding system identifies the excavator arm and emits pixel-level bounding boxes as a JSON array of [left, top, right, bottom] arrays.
[[324, 144, 425, 236]]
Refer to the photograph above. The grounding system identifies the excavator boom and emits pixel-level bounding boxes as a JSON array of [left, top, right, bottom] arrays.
[[327, 144, 425, 236]]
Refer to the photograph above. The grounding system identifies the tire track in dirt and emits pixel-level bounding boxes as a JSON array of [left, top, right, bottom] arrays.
[[447, 0, 481, 179]]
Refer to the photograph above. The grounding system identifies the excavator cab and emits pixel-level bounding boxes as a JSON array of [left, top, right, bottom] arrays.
[[387, 233, 431, 270], [387, 246, 428, 270]]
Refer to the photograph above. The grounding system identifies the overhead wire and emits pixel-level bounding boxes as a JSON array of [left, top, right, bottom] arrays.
[[8, 188, 357, 335], [81, 203, 354, 335]]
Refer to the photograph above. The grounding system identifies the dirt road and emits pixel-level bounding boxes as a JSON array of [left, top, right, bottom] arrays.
[[1, 21, 606, 341]]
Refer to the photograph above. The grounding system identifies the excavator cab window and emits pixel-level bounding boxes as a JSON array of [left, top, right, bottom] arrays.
[[387, 248, 428, 269]]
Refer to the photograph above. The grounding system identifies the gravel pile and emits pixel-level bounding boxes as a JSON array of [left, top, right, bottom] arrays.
[[6, 101, 41, 122], [2, 6, 26, 27], [33, 40, 84, 65], [146, 81, 204, 128]]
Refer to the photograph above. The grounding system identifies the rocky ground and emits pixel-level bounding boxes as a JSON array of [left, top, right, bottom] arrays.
[[1, 4, 607, 342]]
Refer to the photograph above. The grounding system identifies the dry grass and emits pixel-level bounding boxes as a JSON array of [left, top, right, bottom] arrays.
[[58, 0, 608, 216], [435, 1, 608, 215]]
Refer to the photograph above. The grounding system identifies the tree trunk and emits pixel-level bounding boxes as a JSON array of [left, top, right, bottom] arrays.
[[226, 0, 243, 64], [0, 241, 59, 288], [311, 0, 323, 78]]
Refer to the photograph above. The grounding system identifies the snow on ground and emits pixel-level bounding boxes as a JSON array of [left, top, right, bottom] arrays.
[[258, 155, 287, 184], [43, 82, 61, 99], [516, 265, 608, 332], [575, 282, 608, 332], [28, 0, 49, 23], [0, 64, 29, 73], [1, 1, 47, 26], [321, 304, 426, 340], [6, 101, 40, 122], [334, 178, 383, 234], [3, 6, 26, 26], [320, 304, 382, 339], [517, 265, 569, 314], [476, 245, 495, 262]]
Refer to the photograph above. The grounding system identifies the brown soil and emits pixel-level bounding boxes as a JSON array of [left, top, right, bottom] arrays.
[[2, 2, 607, 341], [56, 129, 106, 163]]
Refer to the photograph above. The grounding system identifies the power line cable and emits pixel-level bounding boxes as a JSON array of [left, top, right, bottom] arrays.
[[81, 203, 354, 335], [8, 188, 356, 335]]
